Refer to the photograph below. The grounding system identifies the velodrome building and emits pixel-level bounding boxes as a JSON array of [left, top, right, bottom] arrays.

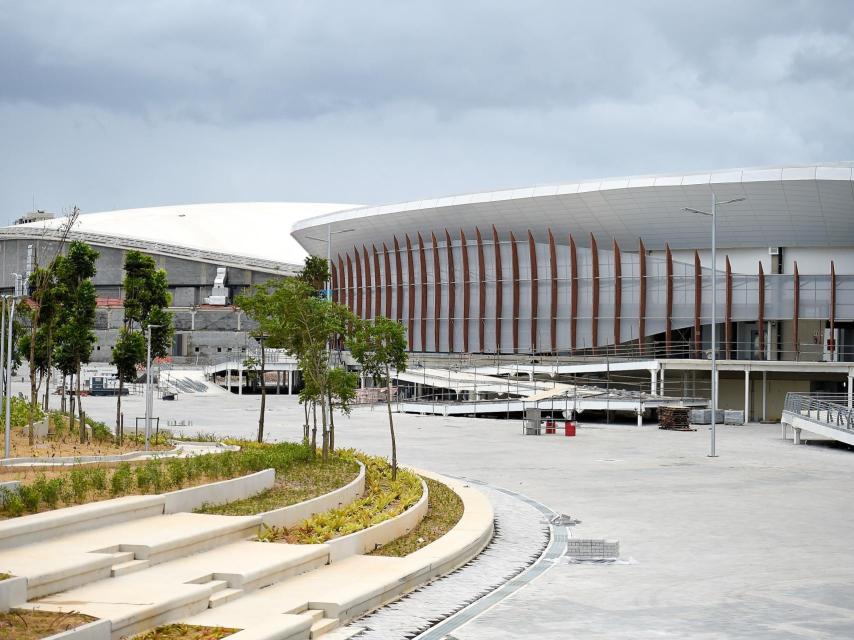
[[1, 162, 853, 418]]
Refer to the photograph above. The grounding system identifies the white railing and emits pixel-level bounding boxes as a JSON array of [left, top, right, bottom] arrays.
[[783, 392, 854, 432]]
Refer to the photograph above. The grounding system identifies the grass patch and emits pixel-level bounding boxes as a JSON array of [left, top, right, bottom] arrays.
[[369, 477, 464, 557], [0, 441, 314, 519], [0, 609, 96, 639], [131, 623, 239, 640], [196, 455, 360, 516], [0, 572, 11, 580], [260, 452, 423, 545]]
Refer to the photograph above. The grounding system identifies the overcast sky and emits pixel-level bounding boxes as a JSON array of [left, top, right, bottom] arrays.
[[1, 0, 852, 226]]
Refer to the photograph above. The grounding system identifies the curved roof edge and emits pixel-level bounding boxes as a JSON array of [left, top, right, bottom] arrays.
[[291, 162, 854, 232]]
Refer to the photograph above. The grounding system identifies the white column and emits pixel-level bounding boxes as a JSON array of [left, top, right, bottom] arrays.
[[637, 409, 643, 427], [744, 369, 750, 423], [848, 374, 853, 410], [289, 370, 295, 394], [793, 427, 801, 445], [714, 369, 720, 410], [226, 368, 231, 392], [762, 371, 767, 422], [650, 369, 657, 395], [238, 360, 243, 395], [781, 423, 787, 440]]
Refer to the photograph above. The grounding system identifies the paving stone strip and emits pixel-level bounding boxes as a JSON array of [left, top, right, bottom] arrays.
[[341, 479, 556, 640]]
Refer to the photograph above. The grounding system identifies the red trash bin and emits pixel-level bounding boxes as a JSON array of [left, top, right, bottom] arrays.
[[564, 421, 576, 437], [545, 420, 555, 434]]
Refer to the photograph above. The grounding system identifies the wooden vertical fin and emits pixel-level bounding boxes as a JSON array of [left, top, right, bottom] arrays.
[[638, 239, 646, 355], [528, 230, 538, 353], [548, 229, 558, 353], [445, 229, 456, 353], [362, 246, 371, 320], [694, 250, 702, 357], [460, 229, 471, 353], [756, 260, 765, 360], [331, 262, 338, 304], [793, 261, 800, 357], [346, 253, 355, 314], [665, 243, 673, 356], [476, 228, 486, 352], [830, 260, 836, 356], [338, 255, 346, 309], [418, 233, 428, 352], [373, 245, 381, 319], [613, 239, 622, 348], [431, 232, 441, 352], [510, 231, 520, 353], [405, 234, 415, 350], [590, 234, 599, 354], [383, 243, 392, 319], [393, 236, 403, 323], [725, 256, 732, 359], [493, 226, 503, 352], [354, 246, 363, 318], [570, 234, 578, 354]]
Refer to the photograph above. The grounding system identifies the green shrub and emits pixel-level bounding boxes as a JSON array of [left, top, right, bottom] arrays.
[[167, 458, 186, 488], [3, 491, 24, 517], [111, 463, 132, 496], [69, 467, 90, 503], [89, 467, 107, 492], [0, 396, 44, 429], [42, 477, 64, 510], [86, 417, 114, 443], [49, 411, 67, 437], [18, 484, 41, 512]]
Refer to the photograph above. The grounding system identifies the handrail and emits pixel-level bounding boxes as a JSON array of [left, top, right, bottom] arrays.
[[783, 392, 854, 432]]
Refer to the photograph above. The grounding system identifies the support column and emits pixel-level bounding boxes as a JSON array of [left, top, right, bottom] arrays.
[[782, 422, 787, 440], [289, 370, 295, 395], [238, 361, 243, 396], [762, 370, 767, 421], [277, 371, 281, 395], [848, 374, 853, 410], [744, 369, 750, 423], [637, 409, 643, 427], [226, 368, 231, 393], [650, 369, 657, 395], [793, 427, 802, 445]]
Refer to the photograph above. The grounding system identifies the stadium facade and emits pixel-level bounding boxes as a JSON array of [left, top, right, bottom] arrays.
[[292, 163, 854, 363]]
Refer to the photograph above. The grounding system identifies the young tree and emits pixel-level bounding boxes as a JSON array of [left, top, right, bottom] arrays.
[[327, 365, 357, 451], [350, 316, 408, 479], [111, 251, 173, 441], [54, 241, 99, 443], [297, 256, 330, 298]]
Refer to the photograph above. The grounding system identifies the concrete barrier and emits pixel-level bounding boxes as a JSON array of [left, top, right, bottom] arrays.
[[165, 469, 275, 514], [260, 461, 366, 529], [0, 495, 166, 549], [0, 575, 27, 612], [44, 618, 111, 640], [325, 477, 429, 563]]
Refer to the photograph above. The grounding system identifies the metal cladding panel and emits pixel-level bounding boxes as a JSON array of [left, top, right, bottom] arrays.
[[528, 230, 538, 352], [613, 239, 622, 346], [346, 253, 354, 314], [432, 232, 441, 352], [373, 245, 381, 318], [492, 226, 503, 352], [548, 229, 558, 351], [383, 243, 392, 319], [331, 262, 338, 304], [393, 236, 403, 323]]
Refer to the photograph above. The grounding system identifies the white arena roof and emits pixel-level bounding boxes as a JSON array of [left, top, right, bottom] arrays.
[[292, 162, 854, 256], [4, 202, 361, 271]]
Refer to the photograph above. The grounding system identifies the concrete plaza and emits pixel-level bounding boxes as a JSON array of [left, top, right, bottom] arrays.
[[65, 385, 854, 639]]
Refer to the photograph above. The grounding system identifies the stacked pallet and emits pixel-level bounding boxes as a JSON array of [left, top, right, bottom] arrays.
[[658, 406, 695, 431]]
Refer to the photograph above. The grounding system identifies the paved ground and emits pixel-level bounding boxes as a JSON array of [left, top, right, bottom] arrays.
[[46, 383, 854, 639]]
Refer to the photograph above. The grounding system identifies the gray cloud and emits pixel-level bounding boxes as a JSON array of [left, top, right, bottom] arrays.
[[0, 0, 852, 222]]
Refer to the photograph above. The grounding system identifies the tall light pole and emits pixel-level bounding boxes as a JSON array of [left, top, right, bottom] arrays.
[[256, 333, 269, 443], [144, 324, 162, 451], [4, 275, 22, 459], [684, 194, 745, 457], [304, 226, 355, 301]]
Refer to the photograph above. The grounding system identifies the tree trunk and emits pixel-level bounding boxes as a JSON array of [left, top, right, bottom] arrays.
[[311, 401, 317, 455], [43, 327, 53, 412], [327, 387, 335, 452], [28, 328, 38, 446], [61, 374, 66, 413], [116, 379, 124, 444], [257, 343, 266, 443], [77, 362, 86, 443], [321, 394, 328, 462], [303, 401, 310, 444], [386, 367, 397, 480]]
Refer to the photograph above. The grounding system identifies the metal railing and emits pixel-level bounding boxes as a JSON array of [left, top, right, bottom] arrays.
[[783, 392, 854, 432]]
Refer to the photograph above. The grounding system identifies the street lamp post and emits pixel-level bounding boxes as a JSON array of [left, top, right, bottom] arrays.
[[684, 194, 745, 458], [4, 275, 22, 459], [144, 324, 162, 451]]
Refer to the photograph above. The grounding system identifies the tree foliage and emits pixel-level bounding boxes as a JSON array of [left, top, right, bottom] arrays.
[[350, 316, 408, 478]]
